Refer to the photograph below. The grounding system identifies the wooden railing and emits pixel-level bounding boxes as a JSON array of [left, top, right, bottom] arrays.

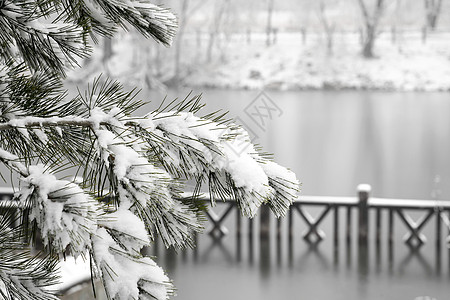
[[180, 184, 450, 276], [2, 184, 450, 295], [2, 184, 450, 266], [1, 185, 449, 252], [196, 184, 450, 250]]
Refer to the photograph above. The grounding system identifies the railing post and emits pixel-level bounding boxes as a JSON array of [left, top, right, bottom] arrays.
[[357, 184, 371, 274], [236, 204, 242, 262], [358, 184, 371, 247], [260, 204, 271, 240], [260, 204, 271, 275]]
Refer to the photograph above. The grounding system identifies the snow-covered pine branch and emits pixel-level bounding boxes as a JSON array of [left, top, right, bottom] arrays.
[[1, 83, 299, 220], [1, 78, 299, 226], [0, 203, 59, 300], [0, 0, 176, 75], [0, 72, 299, 298], [93, 208, 174, 299], [137, 109, 299, 218], [0, 144, 176, 299], [0, 0, 88, 75], [0, 0, 299, 299], [17, 165, 99, 256], [81, 0, 177, 46]]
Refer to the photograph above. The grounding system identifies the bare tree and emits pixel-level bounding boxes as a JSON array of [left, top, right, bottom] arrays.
[[318, 1, 336, 56], [102, 37, 113, 75], [358, 0, 384, 58], [424, 0, 443, 30], [266, 0, 275, 46], [173, 0, 189, 86], [390, 0, 402, 45], [206, 0, 229, 62], [172, 0, 208, 85]]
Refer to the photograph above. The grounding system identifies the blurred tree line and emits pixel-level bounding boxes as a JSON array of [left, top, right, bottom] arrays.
[[79, 0, 449, 89]]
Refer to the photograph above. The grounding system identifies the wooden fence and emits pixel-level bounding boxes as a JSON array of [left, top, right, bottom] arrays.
[[1, 184, 449, 253], [189, 183, 450, 274], [1, 183, 450, 293], [198, 184, 450, 248]]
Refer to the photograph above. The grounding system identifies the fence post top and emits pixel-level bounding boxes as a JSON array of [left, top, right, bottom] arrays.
[[357, 184, 372, 193]]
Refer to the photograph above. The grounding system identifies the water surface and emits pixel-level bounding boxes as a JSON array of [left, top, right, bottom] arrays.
[[141, 89, 450, 300]]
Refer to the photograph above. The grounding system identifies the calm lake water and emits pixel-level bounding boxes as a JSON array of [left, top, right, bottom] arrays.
[[143, 88, 450, 199], [3, 87, 449, 299], [141, 89, 450, 300]]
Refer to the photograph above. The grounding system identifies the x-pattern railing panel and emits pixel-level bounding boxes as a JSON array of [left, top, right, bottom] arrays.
[[293, 204, 332, 244], [204, 202, 235, 239], [396, 208, 435, 249]]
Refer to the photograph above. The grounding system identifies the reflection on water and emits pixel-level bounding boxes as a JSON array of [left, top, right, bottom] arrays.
[[61, 207, 449, 299], [148, 205, 449, 300], [139, 89, 450, 300]]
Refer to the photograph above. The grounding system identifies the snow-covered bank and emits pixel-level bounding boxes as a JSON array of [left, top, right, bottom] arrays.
[[184, 32, 450, 92], [68, 31, 450, 92]]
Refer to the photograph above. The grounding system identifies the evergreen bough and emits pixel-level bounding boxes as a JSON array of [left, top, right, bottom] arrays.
[[0, 0, 299, 299]]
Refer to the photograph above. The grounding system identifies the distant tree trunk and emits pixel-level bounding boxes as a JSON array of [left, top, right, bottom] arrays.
[[206, 0, 228, 62], [266, 0, 274, 47], [391, 26, 396, 44], [196, 30, 201, 47], [424, 0, 443, 30], [246, 28, 252, 44], [206, 32, 214, 63], [102, 37, 113, 75], [422, 25, 428, 44], [301, 27, 307, 45], [391, 0, 400, 45], [362, 25, 376, 58], [318, 2, 335, 56], [173, 0, 189, 87], [358, 0, 384, 58], [272, 28, 278, 45]]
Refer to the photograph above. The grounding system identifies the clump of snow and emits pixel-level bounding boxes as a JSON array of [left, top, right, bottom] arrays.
[[82, 0, 111, 26], [18, 165, 98, 256], [0, 148, 19, 161], [98, 207, 150, 249], [150, 111, 299, 217], [92, 228, 171, 300], [0, 90, 299, 299], [357, 183, 372, 193], [32, 128, 49, 144]]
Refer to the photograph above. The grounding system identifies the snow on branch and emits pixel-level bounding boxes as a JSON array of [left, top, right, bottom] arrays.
[[0, 0, 176, 76], [92, 209, 173, 300], [0, 205, 60, 300], [0, 101, 299, 219], [0, 83, 299, 299], [82, 0, 177, 46], [91, 124, 204, 249], [136, 111, 300, 218], [0, 147, 28, 176], [0, 0, 88, 74], [17, 165, 99, 257]]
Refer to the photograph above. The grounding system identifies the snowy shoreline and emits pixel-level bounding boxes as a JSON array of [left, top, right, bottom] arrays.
[[183, 32, 450, 92], [69, 31, 450, 93]]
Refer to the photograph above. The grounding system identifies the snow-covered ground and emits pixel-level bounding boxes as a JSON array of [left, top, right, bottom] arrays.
[[184, 31, 450, 91], [68, 31, 450, 92]]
